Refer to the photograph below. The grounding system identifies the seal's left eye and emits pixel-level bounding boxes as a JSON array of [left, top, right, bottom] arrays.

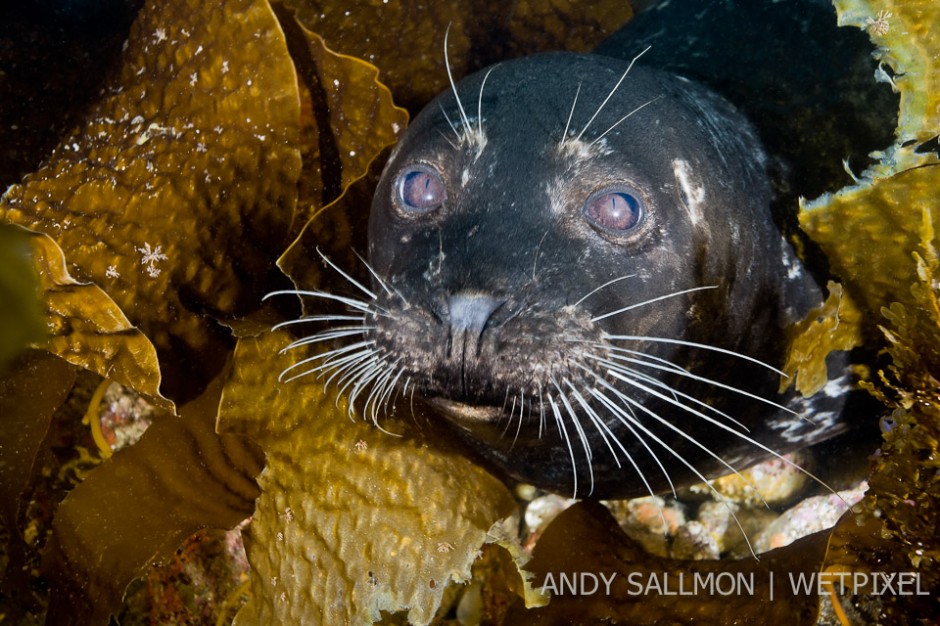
[[583, 189, 644, 234], [397, 166, 446, 213]]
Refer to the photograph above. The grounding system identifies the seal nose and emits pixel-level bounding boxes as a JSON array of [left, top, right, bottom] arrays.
[[447, 292, 504, 359]]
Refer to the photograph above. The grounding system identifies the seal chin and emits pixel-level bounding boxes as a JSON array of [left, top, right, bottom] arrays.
[[426, 397, 503, 424]]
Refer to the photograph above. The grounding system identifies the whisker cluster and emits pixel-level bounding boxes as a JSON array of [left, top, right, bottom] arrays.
[[559, 45, 655, 146], [264, 251, 409, 433], [441, 25, 490, 155]]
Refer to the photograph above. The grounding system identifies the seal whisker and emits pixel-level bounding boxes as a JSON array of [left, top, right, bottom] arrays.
[[353, 250, 399, 300], [584, 386, 672, 532], [590, 348, 803, 419], [513, 390, 526, 448], [348, 356, 394, 417], [361, 362, 387, 423], [362, 358, 394, 420], [598, 363, 763, 492], [572, 273, 637, 307], [382, 363, 408, 413], [277, 340, 375, 380], [334, 352, 384, 397], [531, 229, 551, 280], [443, 25, 473, 139], [586, 377, 762, 557], [281, 327, 373, 351], [317, 344, 380, 381], [571, 363, 678, 497], [502, 392, 519, 440], [574, 45, 651, 142], [587, 353, 750, 430], [437, 128, 459, 150], [280, 336, 372, 363], [561, 81, 583, 141], [293, 345, 378, 384], [316, 247, 376, 300], [264, 289, 383, 317], [477, 64, 499, 138], [365, 357, 404, 425], [273, 314, 366, 330], [537, 384, 546, 438], [591, 390, 677, 495], [547, 391, 580, 498], [604, 365, 840, 505], [604, 334, 789, 377], [589, 96, 663, 148], [564, 378, 626, 468], [591, 285, 718, 322], [438, 104, 462, 143], [326, 350, 381, 393], [603, 368, 771, 502], [552, 377, 596, 496], [592, 344, 692, 374]]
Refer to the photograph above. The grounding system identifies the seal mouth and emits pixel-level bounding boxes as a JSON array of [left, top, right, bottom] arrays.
[[426, 397, 504, 423]]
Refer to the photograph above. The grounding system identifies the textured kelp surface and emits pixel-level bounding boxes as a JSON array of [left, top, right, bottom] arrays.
[[1, 0, 937, 623], [218, 332, 528, 624]]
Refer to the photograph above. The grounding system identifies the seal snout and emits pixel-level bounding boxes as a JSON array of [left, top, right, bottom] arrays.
[[446, 292, 505, 360]]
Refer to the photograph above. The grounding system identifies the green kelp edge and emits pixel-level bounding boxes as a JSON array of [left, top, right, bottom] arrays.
[[0, 224, 46, 370]]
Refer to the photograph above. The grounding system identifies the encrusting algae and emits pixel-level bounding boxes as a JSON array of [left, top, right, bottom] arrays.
[[0, 0, 938, 624]]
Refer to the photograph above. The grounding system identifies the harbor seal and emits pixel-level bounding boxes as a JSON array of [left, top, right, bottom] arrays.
[[282, 51, 848, 499]]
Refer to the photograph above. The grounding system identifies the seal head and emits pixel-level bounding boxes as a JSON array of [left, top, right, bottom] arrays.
[[361, 52, 842, 498]]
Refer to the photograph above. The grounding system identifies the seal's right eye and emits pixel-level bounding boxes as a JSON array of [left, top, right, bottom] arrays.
[[582, 188, 645, 235], [396, 166, 447, 214]]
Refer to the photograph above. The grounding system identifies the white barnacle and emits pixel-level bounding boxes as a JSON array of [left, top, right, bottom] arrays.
[[106, 265, 120, 279], [152, 28, 167, 44]]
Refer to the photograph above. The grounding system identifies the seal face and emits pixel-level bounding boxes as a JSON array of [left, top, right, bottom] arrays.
[[306, 52, 847, 498]]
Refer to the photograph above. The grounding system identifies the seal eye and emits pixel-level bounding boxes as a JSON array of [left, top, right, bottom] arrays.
[[583, 189, 644, 234], [396, 165, 447, 213]]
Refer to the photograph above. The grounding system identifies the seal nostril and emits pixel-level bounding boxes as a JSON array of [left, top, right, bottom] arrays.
[[447, 292, 505, 358]]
